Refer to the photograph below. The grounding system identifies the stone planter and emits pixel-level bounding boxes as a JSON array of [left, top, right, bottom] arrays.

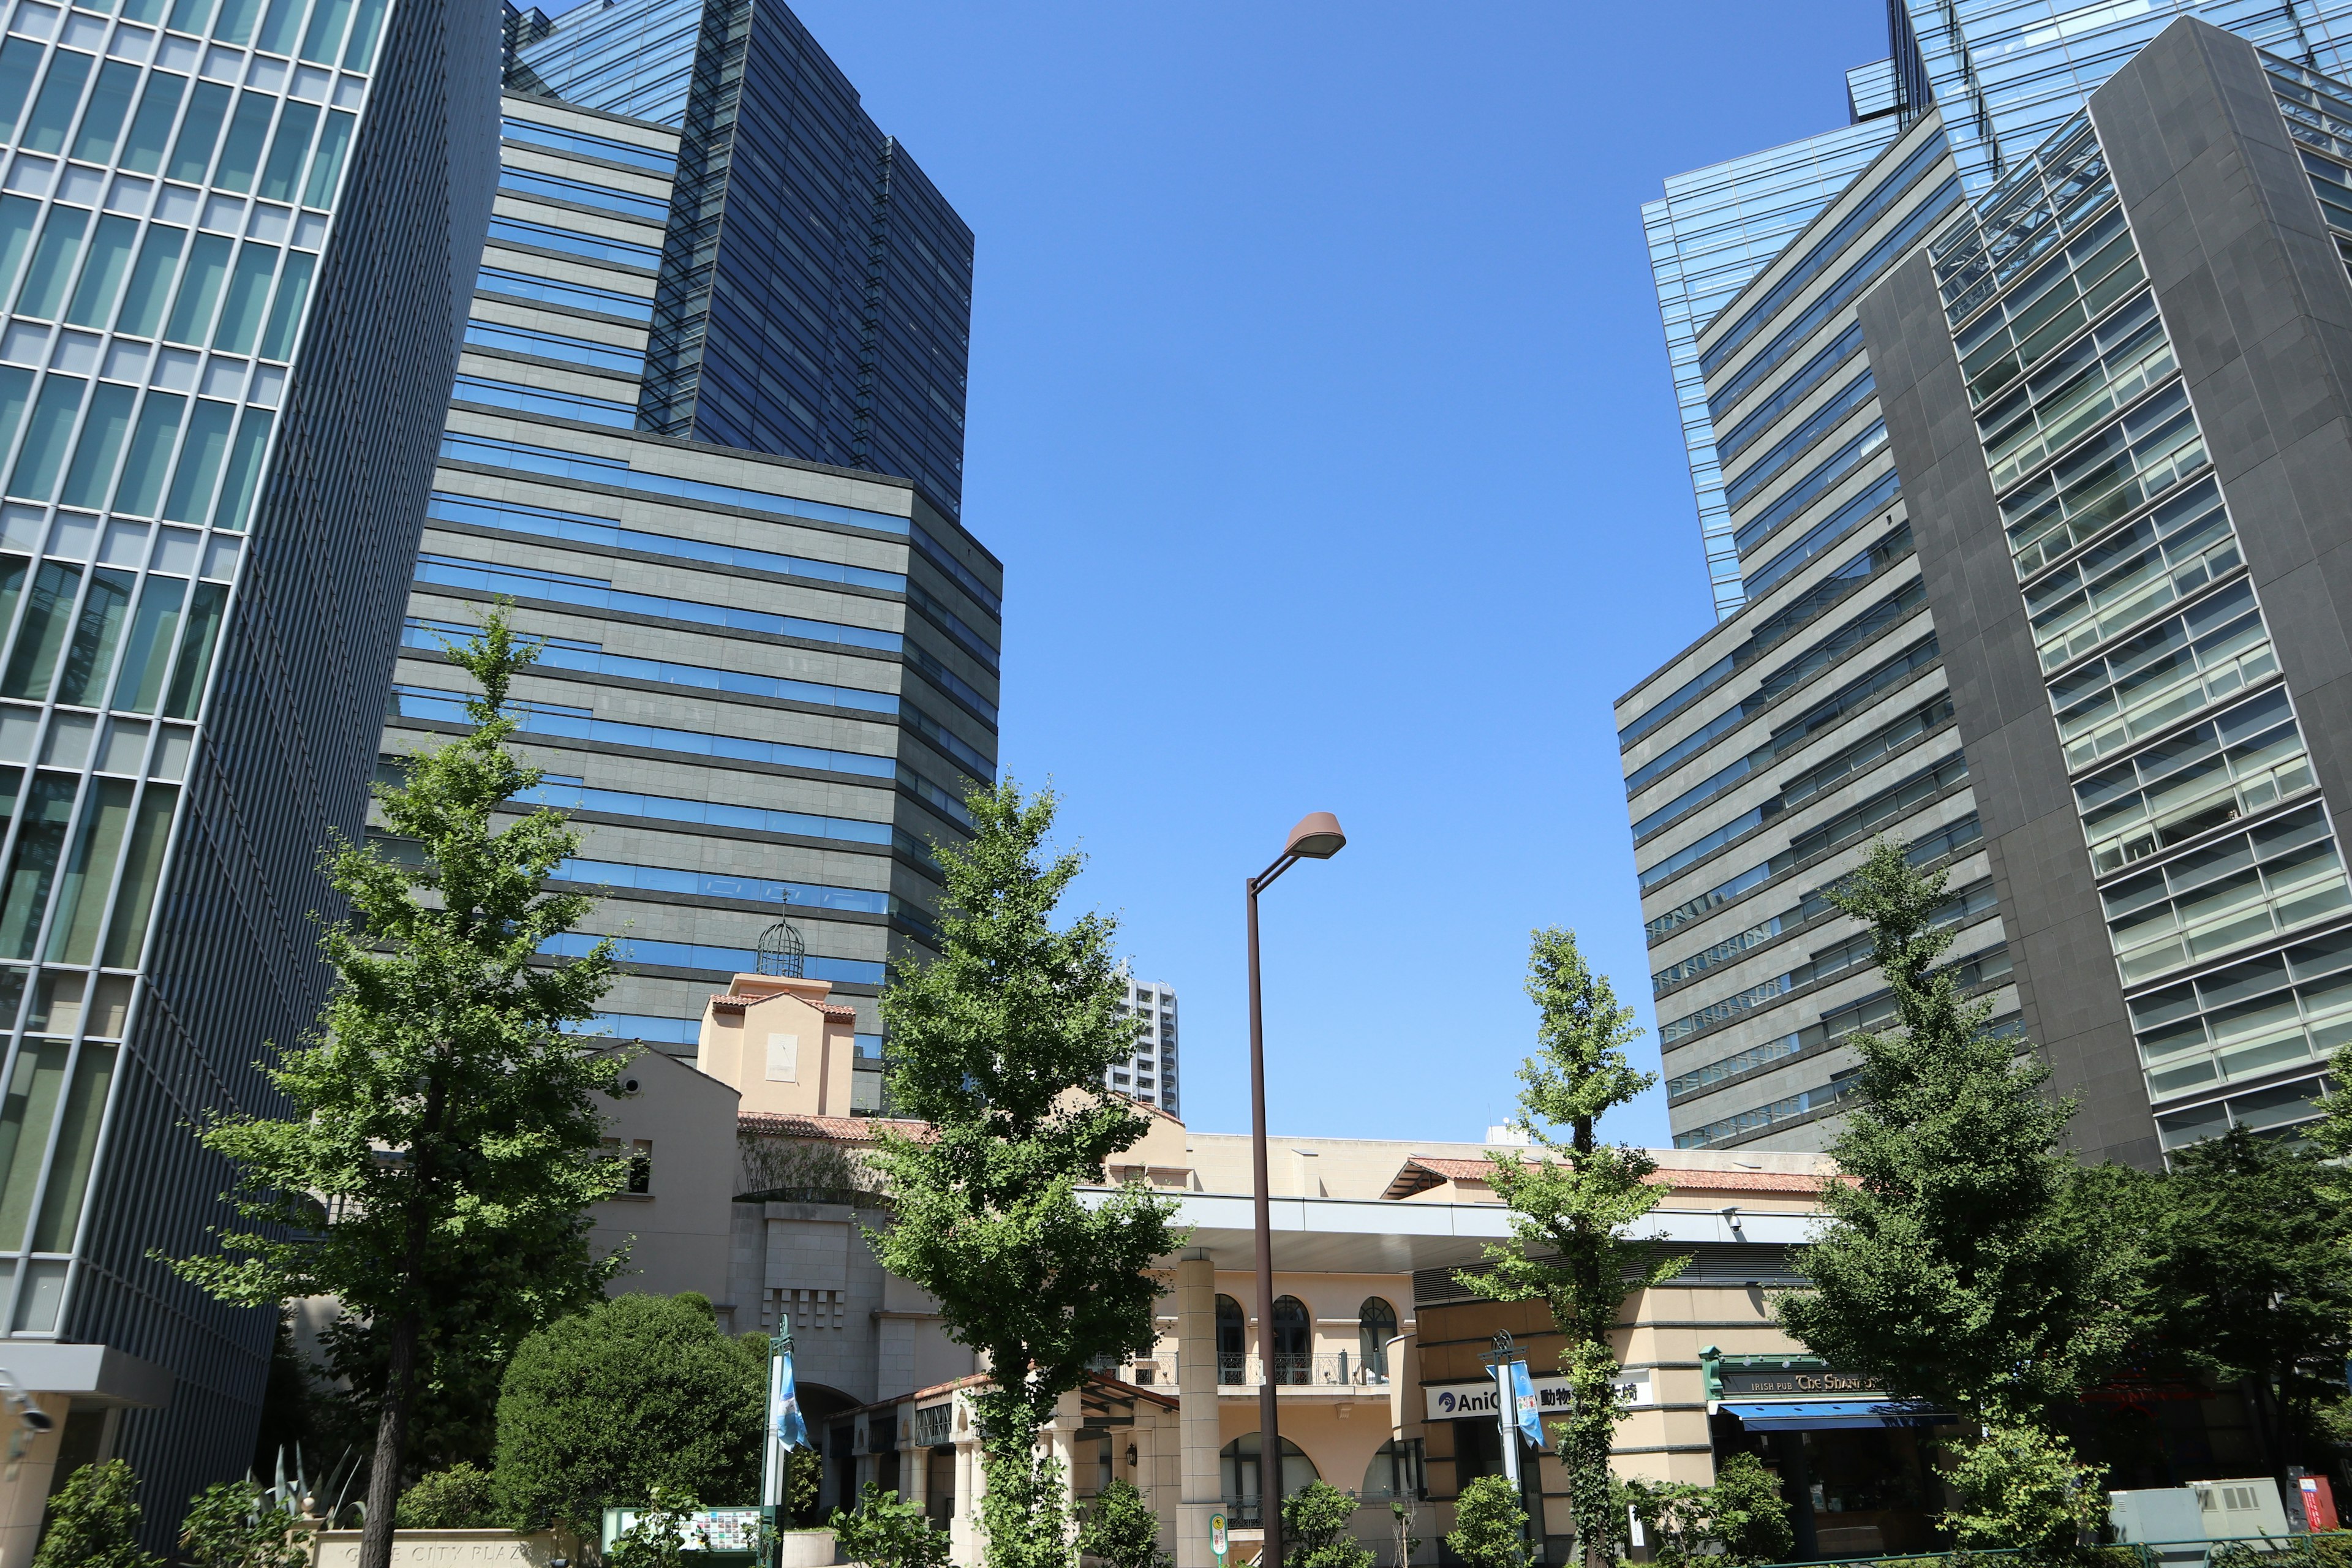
[[311, 1527, 572, 1565], [778, 1526, 839, 1567]]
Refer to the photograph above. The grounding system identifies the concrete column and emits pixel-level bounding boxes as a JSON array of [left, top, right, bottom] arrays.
[[952, 1436, 982, 1566], [1176, 1251, 1219, 1568], [903, 1428, 927, 1510]]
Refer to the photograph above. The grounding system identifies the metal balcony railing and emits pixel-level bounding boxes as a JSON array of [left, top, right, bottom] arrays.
[[1115, 1353, 1392, 1389]]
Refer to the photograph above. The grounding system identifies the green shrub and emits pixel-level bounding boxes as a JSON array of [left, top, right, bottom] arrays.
[[1706, 1452, 1795, 1566], [1937, 1422, 2106, 1558], [608, 1483, 699, 1568], [34, 1460, 160, 1568], [1078, 1479, 1167, 1568], [1445, 1475, 1527, 1568], [831, 1482, 950, 1568], [178, 1479, 311, 1568], [492, 1292, 766, 1533], [396, 1463, 500, 1529], [1283, 1480, 1372, 1568]]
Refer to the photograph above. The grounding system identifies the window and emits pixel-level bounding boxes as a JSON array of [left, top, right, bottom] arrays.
[[1357, 1297, 1397, 1381], [1361, 1439, 1423, 1503], [600, 1137, 650, 1195], [1218, 1434, 1317, 1526], [1215, 1294, 1244, 1384], [1271, 1296, 1310, 1385]]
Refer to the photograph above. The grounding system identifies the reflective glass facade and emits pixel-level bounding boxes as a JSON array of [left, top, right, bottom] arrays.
[[1646, 119, 1899, 619], [390, 86, 998, 1096], [1898, 0, 2352, 190], [505, 0, 973, 521], [0, 0, 494, 1528]]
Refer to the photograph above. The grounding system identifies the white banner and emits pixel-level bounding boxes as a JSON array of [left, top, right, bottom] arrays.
[[1424, 1369, 1653, 1422]]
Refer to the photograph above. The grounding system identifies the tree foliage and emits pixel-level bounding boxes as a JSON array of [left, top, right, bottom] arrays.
[[1455, 928, 1678, 1568], [1282, 1480, 1371, 1568], [396, 1463, 500, 1529], [1077, 1479, 1168, 1568], [832, 1483, 951, 1568], [168, 606, 628, 1567], [1444, 1476, 1528, 1568], [178, 1479, 311, 1568], [1613, 1452, 1790, 1568], [492, 1292, 767, 1534], [1937, 1422, 2108, 1557], [35, 1461, 160, 1568], [1775, 839, 2128, 1420], [2085, 1129, 2352, 1473], [865, 782, 1184, 1568]]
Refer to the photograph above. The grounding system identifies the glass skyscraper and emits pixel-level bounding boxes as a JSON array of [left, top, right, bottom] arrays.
[[1899, 0, 2352, 191], [1646, 112, 1902, 619], [505, 0, 973, 521], [385, 2, 997, 1093], [0, 0, 494, 1543]]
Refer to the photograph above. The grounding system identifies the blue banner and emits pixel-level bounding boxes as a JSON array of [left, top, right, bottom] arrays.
[[1510, 1362, 1544, 1450]]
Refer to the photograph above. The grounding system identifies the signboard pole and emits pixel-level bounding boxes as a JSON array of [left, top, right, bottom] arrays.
[[1495, 1360, 1520, 1490]]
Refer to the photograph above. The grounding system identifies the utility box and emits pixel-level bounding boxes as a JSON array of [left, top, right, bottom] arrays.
[[2108, 1488, 2208, 1567], [2194, 1479, 2294, 1542]]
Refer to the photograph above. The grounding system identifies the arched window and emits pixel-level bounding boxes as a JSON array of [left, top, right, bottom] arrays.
[[1219, 1433, 1319, 1526], [1360, 1438, 1423, 1503], [1215, 1294, 1245, 1385], [1357, 1297, 1398, 1383], [1272, 1295, 1311, 1384]]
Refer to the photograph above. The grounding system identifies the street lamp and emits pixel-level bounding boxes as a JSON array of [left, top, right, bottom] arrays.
[[1245, 810, 1346, 1568]]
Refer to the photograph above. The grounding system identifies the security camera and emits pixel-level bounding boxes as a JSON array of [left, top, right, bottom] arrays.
[[619, 1076, 642, 1096], [18, 1410, 49, 1433]]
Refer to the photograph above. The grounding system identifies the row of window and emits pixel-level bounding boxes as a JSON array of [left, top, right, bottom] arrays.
[[2048, 576, 2272, 771], [451, 371, 633, 429], [2076, 687, 2310, 876], [464, 318, 642, 377], [2026, 473, 2235, 674], [496, 164, 668, 225], [475, 263, 652, 324], [425, 490, 905, 594], [412, 552, 902, 654], [58, 0, 393, 71], [390, 685, 895, 780], [1743, 469, 1901, 600], [2103, 804, 2351, 986], [0, 370, 271, 531], [499, 113, 674, 176], [1619, 523, 1910, 753], [1978, 288, 2171, 492], [1935, 117, 2110, 328], [1953, 203, 2140, 407], [2001, 381, 2203, 570], [399, 617, 897, 717], [539, 929, 884, 987], [1722, 369, 1877, 511], [1714, 323, 1863, 469], [549, 855, 889, 916], [439, 431, 911, 538]]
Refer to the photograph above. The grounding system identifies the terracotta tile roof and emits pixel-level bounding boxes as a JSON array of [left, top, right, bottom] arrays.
[[737, 1112, 934, 1143], [710, 992, 858, 1020]]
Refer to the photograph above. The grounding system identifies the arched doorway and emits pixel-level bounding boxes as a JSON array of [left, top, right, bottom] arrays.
[[1219, 1432, 1319, 1526], [1216, 1294, 1245, 1385], [1357, 1296, 1398, 1384], [1271, 1295, 1310, 1384]]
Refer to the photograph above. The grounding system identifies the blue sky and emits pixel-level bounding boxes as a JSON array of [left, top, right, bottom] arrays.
[[778, 1, 1887, 1147]]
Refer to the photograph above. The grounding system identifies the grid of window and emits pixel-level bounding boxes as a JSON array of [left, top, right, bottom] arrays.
[[2025, 473, 2237, 672]]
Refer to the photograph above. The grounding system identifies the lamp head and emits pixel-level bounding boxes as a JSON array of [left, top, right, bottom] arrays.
[[1284, 812, 1347, 860]]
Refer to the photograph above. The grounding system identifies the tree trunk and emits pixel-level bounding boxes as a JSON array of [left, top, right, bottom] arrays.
[[357, 1308, 421, 1568]]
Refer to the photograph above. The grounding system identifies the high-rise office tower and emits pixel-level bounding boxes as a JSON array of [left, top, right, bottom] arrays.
[[0, 0, 493, 1542], [1619, 12, 2352, 1168], [1645, 69, 1905, 620], [1896, 0, 2352, 192], [383, 6, 998, 1067], [1112, 974, 1178, 1116], [504, 0, 972, 521]]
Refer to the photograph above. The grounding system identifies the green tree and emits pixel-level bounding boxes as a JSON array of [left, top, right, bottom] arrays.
[[1938, 1422, 2107, 1558], [396, 1463, 500, 1529], [168, 606, 628, 1568], [864, 782, 1185, 1568], [34, 1460, 160, 1568], [493, 1292, 766, 1534], [1444, 1476, 1528, 1568], [1776, 839, 2130, 1420], [1077, 1479, 1169, 1568], [179, 1479, 312, 1568], [1700, 1453, 1794, 1567], [1613, 1453, 1789, 1568], [1455, 928, 1683, 1568], [1282, 1480, 1371, 1568], [831, 1483, 951, 1568], [2134, 1128, 2352, 1474]]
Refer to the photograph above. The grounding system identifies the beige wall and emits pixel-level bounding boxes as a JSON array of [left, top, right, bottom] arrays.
[[695, 974, 860, 1118], [588, 1047, 741, 1314]]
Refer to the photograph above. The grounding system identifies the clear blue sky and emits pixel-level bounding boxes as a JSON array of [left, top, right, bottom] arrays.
[[776, 1, 1885, 1147]]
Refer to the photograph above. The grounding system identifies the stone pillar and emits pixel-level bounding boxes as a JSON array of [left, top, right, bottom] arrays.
[[903, 1425, 927, 1511], [1176, 1251, 1219, 1568], [952, 1432, 982, 1566]]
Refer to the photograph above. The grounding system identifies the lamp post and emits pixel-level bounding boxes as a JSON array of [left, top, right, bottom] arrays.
[[1245, 810, 1347, 1568]]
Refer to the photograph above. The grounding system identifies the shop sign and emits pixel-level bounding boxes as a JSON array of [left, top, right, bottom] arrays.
[[1423, 1370, 1653, 1422], [1715, 1368, 1879, 1398]]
